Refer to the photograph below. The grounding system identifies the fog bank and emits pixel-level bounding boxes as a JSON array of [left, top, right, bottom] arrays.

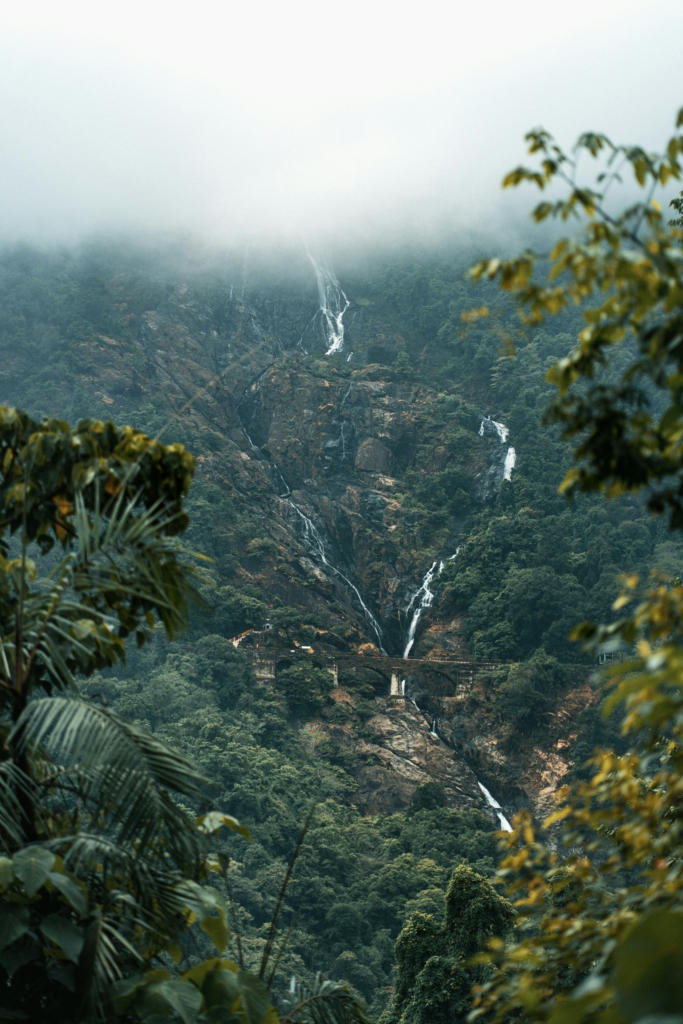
[[0, 0, 681, 248]]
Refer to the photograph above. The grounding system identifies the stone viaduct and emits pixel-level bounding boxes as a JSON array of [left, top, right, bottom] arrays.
[[243, 649, 507, 700]]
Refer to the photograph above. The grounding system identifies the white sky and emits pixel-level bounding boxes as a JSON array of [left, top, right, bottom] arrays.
[[0, 0, 681, 245]]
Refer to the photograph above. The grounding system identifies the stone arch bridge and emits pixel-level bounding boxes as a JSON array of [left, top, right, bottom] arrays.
[[243, 649, 507, 700]]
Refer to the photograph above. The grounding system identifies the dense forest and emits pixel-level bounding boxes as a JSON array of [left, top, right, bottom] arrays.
[[2, 112, 683, 1022]]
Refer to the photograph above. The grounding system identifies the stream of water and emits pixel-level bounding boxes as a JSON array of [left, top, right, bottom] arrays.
[[288, 503, 386, 653], [478, 781, 513, 831], [403, 548, 461, 658], [237, 371, 385, 651], [308, 254, 350, 356], [480, 415, 516, 484]]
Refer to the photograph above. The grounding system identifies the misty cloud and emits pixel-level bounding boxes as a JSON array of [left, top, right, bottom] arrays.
[[0, 0, 681, 248]]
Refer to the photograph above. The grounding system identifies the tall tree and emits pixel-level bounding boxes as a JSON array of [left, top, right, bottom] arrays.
[[381, 865, 514, 1024]]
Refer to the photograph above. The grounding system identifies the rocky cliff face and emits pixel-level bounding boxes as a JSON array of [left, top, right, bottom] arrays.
[[0, 251, 594, 830], [76, 266, 494, 657], [305, 672, 597, 829]]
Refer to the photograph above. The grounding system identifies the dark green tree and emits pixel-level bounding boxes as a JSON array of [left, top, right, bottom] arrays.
[[276, 662, 333, 718], [381, 865, 514, 1024]]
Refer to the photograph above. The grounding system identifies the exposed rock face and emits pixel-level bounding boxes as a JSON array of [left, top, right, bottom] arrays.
[[0, 258, 595, 829], [303, 670, 597, 828]]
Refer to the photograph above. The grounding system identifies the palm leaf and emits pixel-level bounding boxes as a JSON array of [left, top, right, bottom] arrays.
[[281, 975, 372, 1024], [12, 697, 209, 871]]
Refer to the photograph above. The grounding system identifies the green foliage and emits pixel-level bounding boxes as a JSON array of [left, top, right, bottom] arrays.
[[86, 638, 499, 1016], [276, 663, 333, 718], [492, 648, 565, 739], [464, 109, 683, 1024], [408, 782, 447, 815], [381, 866, 514, 1024]]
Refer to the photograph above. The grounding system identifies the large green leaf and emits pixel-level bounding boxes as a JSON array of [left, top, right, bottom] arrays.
[[138, 979, 203, 1024], [40, 914, 85, 963], [48, 871, 88, 916], [238, 970, 272, 1024], [0, 856, 14, 892], [0, 904, 30, 951], [12, 846, 55, 897]]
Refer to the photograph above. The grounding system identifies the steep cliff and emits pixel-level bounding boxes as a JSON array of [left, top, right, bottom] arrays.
[[0, 242, 642, 832]]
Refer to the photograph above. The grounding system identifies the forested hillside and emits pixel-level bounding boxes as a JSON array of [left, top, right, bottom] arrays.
[[0, 238, 674, 1015]]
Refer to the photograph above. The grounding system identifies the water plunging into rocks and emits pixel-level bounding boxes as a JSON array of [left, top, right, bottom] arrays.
[[503, 446, 517, 481], [478, 781, 513, 832], [403, 560, 441, 658], [308, 254, 349, 356]]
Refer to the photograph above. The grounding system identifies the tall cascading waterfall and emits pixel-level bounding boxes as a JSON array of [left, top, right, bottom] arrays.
[[237, 374, 385, 653], [479, 416, 516, 483], [402, 549, 461, 659], [288, 503, 386, 653], [401, 549, 514, 831], [402, 561, 441, 659], [308, 254, 350, 356]]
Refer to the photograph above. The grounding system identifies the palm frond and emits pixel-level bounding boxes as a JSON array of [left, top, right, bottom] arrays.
[[281, 975, 372, 1024], [0, 759, 38, 847], [12, 696, 209, 869]]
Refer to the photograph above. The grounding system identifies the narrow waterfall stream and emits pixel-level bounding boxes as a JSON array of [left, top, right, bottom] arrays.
[[308, 254, 350, 355], [401, 546, 514, 831], [238, 374, 385, 653], [403, 548, 461, 658], [478, 781, 513, 832], [402, 560, 441, 658], [288, 502, 386, 653], [480, 415, 516, 483]]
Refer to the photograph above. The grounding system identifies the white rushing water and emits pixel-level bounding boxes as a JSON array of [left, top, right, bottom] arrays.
[[430, 719, 438, 738], [479, 416, 508, 443], [480, 415, 516, 484], [503, 446, 517, 481], [478, 781, 513, 832], [309, 254, 350, 356], [289, 502, 386, 654], [403, 548, 461, 659], [403, 560, 441, 658]]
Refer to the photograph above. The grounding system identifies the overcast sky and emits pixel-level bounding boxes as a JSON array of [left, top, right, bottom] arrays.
[[0, 0, 681, 248]]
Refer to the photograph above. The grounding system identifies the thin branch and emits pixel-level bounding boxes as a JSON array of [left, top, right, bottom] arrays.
[[258, 804, 316, 980], [221, 856, 245, 970], [267, 916, 297, 988]]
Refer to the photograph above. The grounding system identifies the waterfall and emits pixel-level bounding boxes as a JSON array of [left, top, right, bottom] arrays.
[[403, 560, 440, 658], [430, 719, 438, 738], [478, 781, 513, 832], [238, 377, 384, 653], [479, 416, 509, 443], [480, 415, 516, 487], [403, 547, 461, 659], [288, 503, 386, 654], [503, 447, 516, 481], [308, 254, 350, 356], [401, 679, 405, 695]]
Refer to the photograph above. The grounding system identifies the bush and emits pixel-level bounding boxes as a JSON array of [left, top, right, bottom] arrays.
[[276, 662, 333, 717]]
